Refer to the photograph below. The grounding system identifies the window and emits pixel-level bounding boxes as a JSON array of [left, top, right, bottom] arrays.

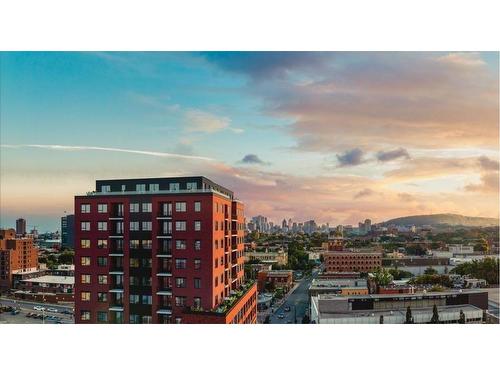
[[195, 240, 201, 251], [97, 239, 107, 249], [81, 292, 91, 301], [97, 293, 107, 303], [130, 258, 140, 268], [81, 311, 90, 321], [97, 203, 108, 213], [194, 259, 201, 270], [101, 185, 111, 193], [98, 221, 107, 231], [130, 203, 140, 213], [80, 239, 91, 248], [175, 202, 186, 212], [142, 240, 152, 250], [81, 204, 90, 213], [175, 258, 187, 269], [142, 221, 152, 231], [142, 295, 152, 305], [215, 258, 218, 268], [130, 294, 140, 304], [215, 221, 218, 231], [142, 276, 152, 286], [141, 258, 152, 268], [130, 222, 139, 231], [176, 240, 186, 250], [169, 183, 180, 191], [176, 278, 186, 288], [142, 203, 152, 213], [215, 277, 218, 287], [194, 221, 201, 231], [81, 256, 91, 266], [175, 296, 186, 307], [149, 183, 159, 192], [129, 276, 139, 286], [193, 297, 201, 309], [142, 316, 152, 324], [97, 256, 107, 266], [130, 240, 140, 249], [194, 278, 201, 289], [98, 275, 108, 284], [175, 221, 186, 231], [81, 274, 91, 284], [81, 221, 90, 231], [129, 314, 140, 324], [97, 311, 108, 322], [186, 182, 197, 190], [136, 184, 146, 192], [194, 201, 201, 212]]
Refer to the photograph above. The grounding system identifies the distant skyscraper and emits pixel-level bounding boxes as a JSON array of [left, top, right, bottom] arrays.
[[282, 219, 287, 229], [15, 218, 26, 236], [61, 214, 75, 249]]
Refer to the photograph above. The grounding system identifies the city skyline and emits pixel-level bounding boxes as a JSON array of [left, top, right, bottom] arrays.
[[1, 52, 499, 231]]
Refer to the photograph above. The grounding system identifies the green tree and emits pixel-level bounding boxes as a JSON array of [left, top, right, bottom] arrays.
[[58, 250, 74, 264], [373, 268, 393, 287], [451, 258, 499, 284], [424, 267, 438, 275], [430, 304, 440, 324]]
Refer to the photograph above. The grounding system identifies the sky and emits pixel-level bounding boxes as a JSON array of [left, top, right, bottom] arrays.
[[0, 52, 499, 232]]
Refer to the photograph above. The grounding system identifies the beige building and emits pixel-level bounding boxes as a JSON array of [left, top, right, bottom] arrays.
[[244, 250, 288, 265]]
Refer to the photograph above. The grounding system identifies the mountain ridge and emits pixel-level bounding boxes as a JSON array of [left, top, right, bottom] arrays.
[[381, 213, 498, 227]]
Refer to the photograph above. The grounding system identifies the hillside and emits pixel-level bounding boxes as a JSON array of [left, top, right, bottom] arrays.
[[382, 214, 498, 227]]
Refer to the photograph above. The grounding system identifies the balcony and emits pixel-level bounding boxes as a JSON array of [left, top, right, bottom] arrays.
[[87, 187, 232, 200], [157, 268, 172, 277], [156, 287, 173, 296], [109, 264, 124, 275], [156, 210, 172, 219]]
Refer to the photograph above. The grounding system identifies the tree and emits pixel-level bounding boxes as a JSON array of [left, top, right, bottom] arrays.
[[430, 304, 440, 324], [373, 268, 394, 287], [58, 250, 74, 264], [405, 306, 413, 324], [451, 258, 499, 285], [379, 315, 384, 324], [302, 314, 310, 324], [424, 267, 438, 275], [458, 309, 465, 324]]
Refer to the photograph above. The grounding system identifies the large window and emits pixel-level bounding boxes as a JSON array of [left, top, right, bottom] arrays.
[[194, 278, 201, 289], [130, 240, 140, 249], [101, 185, 111, 193], [186, 182, 197, 190], [193, 297, 201, 309], [194, 259, 201, 270], [81, 292, 91, 301], [80, 256, 91, 266], [175, 258, 187, 269], [130, 203, 140, 213], [194, 221, 201, 231], [130, 258, 140, 268], [81, 221, 90, 231], [80, 204, 91, 213], [142, 221, 152, 231], [142, 240, 152, 250], [142, 203, 152, 212], [195, 240, 201, 251], [175, 202, 186, 212], [130, 294, 140, 304], [169, 183, 180, 191], [98, 275, 108, 284], [130, 221, 139, 231], [97, 203, 108, 213], [97, 239, 107, 249], [142, 295, 152, 305], [176, 240, 186, 250], [97, 221, 107, 231], [194, 201, 201, 212], [175, 296, 186, 307], [149, 183, 159, 192], [136, 184, 146, 192], [175, 221, 186, 231], [81, 239, 91, 248], [97, 293, 107, 302], [81, 274, 91, 284]]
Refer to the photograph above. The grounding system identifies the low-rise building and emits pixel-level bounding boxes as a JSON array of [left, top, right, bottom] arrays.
[[18, 275, 74, 294], [257, 270, 293, 292], [309, 278, 368, 297], [245, 250, 288, 266], [324, 251, 382, 273]]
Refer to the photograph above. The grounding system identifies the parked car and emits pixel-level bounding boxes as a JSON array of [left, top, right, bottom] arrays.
[[277, 313, 285, 319], [33, 306, 45, 311], [46, 308, 58, 313]]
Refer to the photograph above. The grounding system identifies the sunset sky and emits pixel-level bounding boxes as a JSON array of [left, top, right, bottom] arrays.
[[1, 52, 499, 231]]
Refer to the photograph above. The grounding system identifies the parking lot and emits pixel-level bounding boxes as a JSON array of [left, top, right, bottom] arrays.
[[0, 298, 74, 324]]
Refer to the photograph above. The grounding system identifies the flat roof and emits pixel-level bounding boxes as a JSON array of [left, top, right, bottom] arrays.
[[22, 275, 74, 285], [315, 289, 487, 301]]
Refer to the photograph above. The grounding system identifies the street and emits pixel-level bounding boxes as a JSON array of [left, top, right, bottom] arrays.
[[0, 297, 74, 324], [265, 268, 319, 324]]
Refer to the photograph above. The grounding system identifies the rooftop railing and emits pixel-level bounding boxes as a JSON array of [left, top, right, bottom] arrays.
[[86, 188, 233, 200]]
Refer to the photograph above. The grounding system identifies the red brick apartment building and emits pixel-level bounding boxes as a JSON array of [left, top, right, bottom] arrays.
[[0, 229, 38, 290], [257, 270, 293, 292], [74, 176, 257, 324], [324, 251, 382, 273]]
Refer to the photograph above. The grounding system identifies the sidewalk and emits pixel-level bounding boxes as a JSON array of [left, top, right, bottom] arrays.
[[257, 281, 302, 323]]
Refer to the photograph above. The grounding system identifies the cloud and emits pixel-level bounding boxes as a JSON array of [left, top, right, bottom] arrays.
[[354, 188, 375, 199], [465, 172, 499, 194], [184, 109, 230, 133], [239, 154, 269, 165], [202, 51, 329, 80], [336, 148, 365, 167], [478, 156, 499, 171], [376, 147, 411, 162], [0, 144, 213, 161]]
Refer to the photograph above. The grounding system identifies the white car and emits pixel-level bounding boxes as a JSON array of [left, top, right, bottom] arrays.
[[46, 308, 58, 313], [33, 306, 45, 311]]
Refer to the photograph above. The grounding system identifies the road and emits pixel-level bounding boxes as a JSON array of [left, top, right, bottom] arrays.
[[0, 297, 74, 324], [267, 269, 319, 324]]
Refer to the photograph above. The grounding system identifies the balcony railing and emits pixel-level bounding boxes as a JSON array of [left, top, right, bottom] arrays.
[[87, 187, 233, 200]]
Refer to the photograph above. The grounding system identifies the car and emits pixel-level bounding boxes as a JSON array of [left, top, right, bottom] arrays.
[[11, 309, 20, 315], [277, 313, 285, 319], [33, 306, 45, 311], [61, 310, 72, 315], [46, 308, 58, 313], [284, 306, 291, 312], [26, 312, 33, 317]]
